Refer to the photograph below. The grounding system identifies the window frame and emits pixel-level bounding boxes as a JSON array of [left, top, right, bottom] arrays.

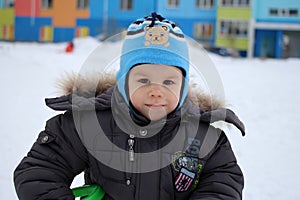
[[220, 0, 250, 7], [167, 0, 179, 8], [269, 8, 299, 17], [289, 9, 298, 17], [120, 0, 133, 10], [194, 22, 214, 39], [41, 0, 53, 9], [196, 0, 214, 9], [77, 0, 89, 9], [2, 0, 14, 8], [219, 20, 248, 38]]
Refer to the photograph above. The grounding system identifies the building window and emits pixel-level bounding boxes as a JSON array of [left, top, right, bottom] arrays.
[[219, 20, 248, 38], [2, 0, 14, 7], [77, 0, 89, 9], [194, 23, 213, 39], [232, 0, 239, 7], [240, 0, 250, 7], [120, 0, 133, 10], [270, 9, 278, 16], [269, 8, 298, 17], [289, 9, 298, 16], [196, 0, 214, 9], [220, 0, 250, 7], [168, 0, 179, 8], [279, 9, 288, 16], [41, 0, 53, 9], [221, 0, 231, 7]]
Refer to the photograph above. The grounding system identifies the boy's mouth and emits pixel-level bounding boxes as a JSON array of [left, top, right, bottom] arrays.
[[145, 104, 166, 108]]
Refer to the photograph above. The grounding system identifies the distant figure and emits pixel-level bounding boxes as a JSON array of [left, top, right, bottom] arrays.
[[65, 41, 74, 53]]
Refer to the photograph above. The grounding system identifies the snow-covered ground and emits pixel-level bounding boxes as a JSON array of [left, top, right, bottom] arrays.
[[1, 37, 300, 199]]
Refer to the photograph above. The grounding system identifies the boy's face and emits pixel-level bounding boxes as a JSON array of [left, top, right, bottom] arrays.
[[128, 64, 183, 121]]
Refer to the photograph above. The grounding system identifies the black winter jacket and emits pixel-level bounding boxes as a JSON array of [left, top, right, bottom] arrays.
[[14, 78, 245, 200]]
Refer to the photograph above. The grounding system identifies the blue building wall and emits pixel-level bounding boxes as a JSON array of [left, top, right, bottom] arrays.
[[169, 17, 216, 44], [88, 0, 155, 35], [157, 0, 216, 44], [254, 0, 300, 23], [254, 30, 276, 57], [53, 27, 75, 42], [15, 16, 77, 42], [111, 0, 155, 19], [157, 0, 216, 18], [253, 0, 300, 58], [89, 0, 104, 19], [105, 0, 154, 22], [14, 17, 52, 41], [77, 18, 102, 36]]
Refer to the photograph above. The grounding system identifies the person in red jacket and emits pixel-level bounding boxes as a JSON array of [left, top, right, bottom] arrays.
[[65, 41, 74, 53]]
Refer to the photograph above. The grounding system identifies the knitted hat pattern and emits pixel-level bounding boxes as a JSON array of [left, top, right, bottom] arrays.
[[117, 12, 189, 109]]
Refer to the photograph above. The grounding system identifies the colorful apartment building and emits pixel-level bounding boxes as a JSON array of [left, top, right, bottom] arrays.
[[1, 0, 299, 58], [11, 0, 157, 42], [215, 0, 251, 57], [99, 0, 217, 45], [14, 0, 92, 42], [2, 0, 217, 46], [250, 0, 300, 58]]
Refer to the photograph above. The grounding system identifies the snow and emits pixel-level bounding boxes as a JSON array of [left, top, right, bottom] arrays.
[[1, 37, 300, 199]]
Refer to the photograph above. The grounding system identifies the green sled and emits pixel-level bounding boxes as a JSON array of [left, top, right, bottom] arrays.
[[72, 185, 105, 200]]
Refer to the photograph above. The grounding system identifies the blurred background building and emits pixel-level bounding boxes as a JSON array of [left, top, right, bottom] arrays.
[[0, 0, 299, 58]]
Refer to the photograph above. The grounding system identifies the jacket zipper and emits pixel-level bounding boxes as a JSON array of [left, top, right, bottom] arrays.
[[128, 134, 135, 162], [125, 134, 135, 187]]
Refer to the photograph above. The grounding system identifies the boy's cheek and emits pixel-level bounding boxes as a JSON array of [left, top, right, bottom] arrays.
[[128, 86, 144, 100], [166, 87, 181, 99]]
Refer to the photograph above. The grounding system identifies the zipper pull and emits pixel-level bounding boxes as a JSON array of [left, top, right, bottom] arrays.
[[128, 135, 135, 162]]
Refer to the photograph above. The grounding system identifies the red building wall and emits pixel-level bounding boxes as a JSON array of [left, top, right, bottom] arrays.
[[15, 0, 40, 16]]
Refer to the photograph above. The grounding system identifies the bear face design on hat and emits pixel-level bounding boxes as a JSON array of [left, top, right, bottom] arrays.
[[117, 12, 189, 110], [144, 25, 170, 47]]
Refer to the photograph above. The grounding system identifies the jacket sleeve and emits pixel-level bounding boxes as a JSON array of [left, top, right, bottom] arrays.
[[190, 132, 244, 200], [14, 111, 88, 200]]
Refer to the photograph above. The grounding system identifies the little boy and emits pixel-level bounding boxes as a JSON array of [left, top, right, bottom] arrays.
[[14, 13, 245, 200]]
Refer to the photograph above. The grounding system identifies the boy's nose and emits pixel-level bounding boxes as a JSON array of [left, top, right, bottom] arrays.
[[148, 85, 163, 98]]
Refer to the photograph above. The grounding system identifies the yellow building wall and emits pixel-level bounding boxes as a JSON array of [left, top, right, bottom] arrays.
[[40, 0, 89, 27], [216, 7, 251, 50], [216, 37, 249, 50], [0, 9, 14, 40], [218, 8, 251, 20]]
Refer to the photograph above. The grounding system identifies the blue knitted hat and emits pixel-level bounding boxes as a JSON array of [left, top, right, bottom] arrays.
[[117, 12, 189, 109]]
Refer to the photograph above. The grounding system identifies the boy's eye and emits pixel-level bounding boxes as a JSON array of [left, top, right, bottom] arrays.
[[163, 80, 175, 85], [138, 78, 150, 84]]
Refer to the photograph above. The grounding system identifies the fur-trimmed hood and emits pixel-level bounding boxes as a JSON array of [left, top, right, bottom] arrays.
[[46, 72, 245, 136], [56, 72, 225, 112]]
